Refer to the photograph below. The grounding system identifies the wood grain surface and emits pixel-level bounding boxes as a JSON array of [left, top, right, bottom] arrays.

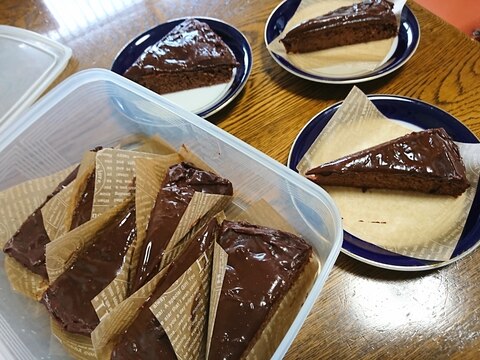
[[1, 0, 479, 359]]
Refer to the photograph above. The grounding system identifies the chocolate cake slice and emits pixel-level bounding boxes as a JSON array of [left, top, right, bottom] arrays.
[[306, 128, 470, 197], [208, 220, 317, 360], [3, 154, 99, 280], [111, 218, 219, 359], [41, 199, 137, 335], [281, 0, 398, 53], [129, 162, 232, 294], [123, 18, 239, 94], [3, 166, 79, 279]]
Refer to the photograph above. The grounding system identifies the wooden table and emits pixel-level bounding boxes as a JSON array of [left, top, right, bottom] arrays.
[[2, 0, 480, 359]]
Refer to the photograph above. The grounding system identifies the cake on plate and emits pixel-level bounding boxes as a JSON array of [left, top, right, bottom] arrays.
[[281, 0, 398, 53], [305, 128, 470, 197], [123, 18, 239, 94]]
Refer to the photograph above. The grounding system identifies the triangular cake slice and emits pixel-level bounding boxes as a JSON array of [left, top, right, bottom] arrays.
[[280, 0, 398, 53], [305, 128, 470, 197], [123, 18, 239, 94], [208, 220, 318, 360]]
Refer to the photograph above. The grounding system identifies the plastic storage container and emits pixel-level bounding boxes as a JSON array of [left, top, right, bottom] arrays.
[[0, 25, 71, 131], [0, 69, 342, 360]]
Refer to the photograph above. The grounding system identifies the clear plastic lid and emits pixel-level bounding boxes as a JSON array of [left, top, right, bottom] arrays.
[[0, 25, 72, 131]]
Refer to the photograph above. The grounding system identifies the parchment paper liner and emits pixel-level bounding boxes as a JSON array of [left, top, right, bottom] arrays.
[[150, 216, 221, 360], [3, 256, 49, 301], [206, 200, 320, 359], [92, 148, 180, 218], [267, 0, 406, 77], [91, 214, 224, 360], [42, 180, 77, 244], [297, 86, 480, 261], [205, 241, 229, 359], [228, 199, 298, 235], [1, 165, 77, 300], [50, 319, 97, 360]]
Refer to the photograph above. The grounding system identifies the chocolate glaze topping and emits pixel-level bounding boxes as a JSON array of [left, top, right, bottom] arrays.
[[3, 166, 79, 279], [129, 162, 232, 294], [69, 170, 96, 230], [306, 128, 470, 196], [41, 199, 137, 335], [285, 0, 395, 37], [307, 128, 468, 178], [281, 0, 397, 53], [208, 220, 312, 360], [111, 218, 219, 360], [124, 18, 238, 80]]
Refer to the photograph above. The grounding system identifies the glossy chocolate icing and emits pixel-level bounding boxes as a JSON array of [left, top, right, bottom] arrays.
[[3, 166, 79, 279], [208, 220, 312, 360], [307, 128, 467, 177], [111, 218, 219, 360], [69, 170, 96, 230], [306, 128, 470, 195], [124, 18, 238, 78], [41, 199, 137, 335], [281, 0, 397, 53], [129, 162, 232, 294], [289, 0, 395, 35]]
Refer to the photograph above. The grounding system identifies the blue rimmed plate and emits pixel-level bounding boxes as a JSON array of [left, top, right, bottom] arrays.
[[112, 17, 252, 118], [265, 0, 420, 84], [288, 95, 480, 271]]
